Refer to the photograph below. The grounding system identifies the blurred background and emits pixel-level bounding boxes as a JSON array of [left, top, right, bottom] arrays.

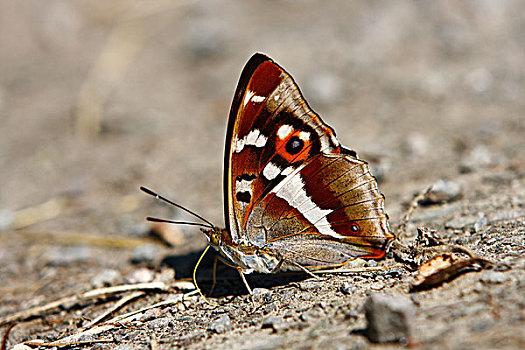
[[0, 0, 523, 333]]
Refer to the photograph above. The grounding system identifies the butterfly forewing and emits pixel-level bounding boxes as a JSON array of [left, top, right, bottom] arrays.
[[226, 54, 343, 242], [224, 53, 394, 271]]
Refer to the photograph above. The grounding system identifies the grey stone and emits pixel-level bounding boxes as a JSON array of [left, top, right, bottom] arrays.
[[261, 316, 287, 331], [208, 314, 233, 334], [130, 243, 159, 265], [90, 269, 121, 288], [365, 293, 415, 342]]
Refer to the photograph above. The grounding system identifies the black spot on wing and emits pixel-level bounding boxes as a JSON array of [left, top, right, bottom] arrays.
[[236, 191, 252, 203], [237, 174, 257, 181]]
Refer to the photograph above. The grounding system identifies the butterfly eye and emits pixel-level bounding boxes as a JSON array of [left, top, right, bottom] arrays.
[[285, 136, 304, 155], [350, 223, 359, 233]]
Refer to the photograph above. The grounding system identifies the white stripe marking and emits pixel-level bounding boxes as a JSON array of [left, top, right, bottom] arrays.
[[281, 166, 294, 176], [245, 129, 259, 145], [233, 137, 245, 153], [299, 131, 310, 141], [251, 95, 266, 103], [273, 173, 345, 239], [263, 162, 281, 180], [243, 90, 255, 107], [255, 134, 267, 147], [234, 129, 267, 153], [277, 124, 293, 140], [236, 179, 253, 194]]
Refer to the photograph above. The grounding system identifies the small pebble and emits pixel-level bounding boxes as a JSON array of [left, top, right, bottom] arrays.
[[147, 317, 174, 329], [340, 282, 356, 295], [344, 309, 359, 320], [208, 314, 233, 334], [479, 271, 509, 284], [125, 268, 155, 284], [262, 316, 287, 331], [252, 288, 272, 302], [424, 179, 462, 204], [299, 280, 323, 291], [130, 244, 159, 265], [91, 269, 122, 288], [365, 293, 415, 343], [346, 258, 367, 268], [315, 301, 327, 309]]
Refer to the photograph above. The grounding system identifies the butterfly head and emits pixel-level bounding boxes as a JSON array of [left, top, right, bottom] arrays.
[[201, 226, 231, 249]]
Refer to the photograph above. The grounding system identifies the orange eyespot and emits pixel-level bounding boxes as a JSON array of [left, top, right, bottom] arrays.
[[275, 130, 311, 163], [285, 136, 304, 155]]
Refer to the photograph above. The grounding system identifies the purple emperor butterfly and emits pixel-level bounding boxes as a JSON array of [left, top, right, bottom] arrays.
[[143, 53, 394, 292]]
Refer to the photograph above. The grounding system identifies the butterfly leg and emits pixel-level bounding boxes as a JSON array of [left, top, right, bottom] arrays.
[[213, 254, 254, 295], [236, 266, 253, 295], [270, 257, 285, 273], [208, 255, 219, 296], [287, 260, 322, 280]]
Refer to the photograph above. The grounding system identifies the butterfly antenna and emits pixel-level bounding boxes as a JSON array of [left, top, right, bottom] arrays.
[[140, 186, 214, 228], [145, 217, 212, 229]]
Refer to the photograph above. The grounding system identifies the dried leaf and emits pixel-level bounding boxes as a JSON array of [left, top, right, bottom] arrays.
[[411, 254, 492, 292]]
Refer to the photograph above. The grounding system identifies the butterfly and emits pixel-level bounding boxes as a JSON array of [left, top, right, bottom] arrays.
[[142, 53, 394, 293]]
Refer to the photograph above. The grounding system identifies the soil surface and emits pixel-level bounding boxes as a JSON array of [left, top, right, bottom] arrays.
[[1, 2, 524, 349]]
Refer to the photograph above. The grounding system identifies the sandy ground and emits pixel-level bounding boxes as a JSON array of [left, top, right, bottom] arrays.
[[0, 1, 524, 349]]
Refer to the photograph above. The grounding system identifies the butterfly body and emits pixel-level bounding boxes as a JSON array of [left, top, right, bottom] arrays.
[[203, 53, 394, 275]]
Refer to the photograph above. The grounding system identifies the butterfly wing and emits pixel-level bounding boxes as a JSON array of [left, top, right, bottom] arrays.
[[252, 153, 392, 268], [224, 53, 393, 268]]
